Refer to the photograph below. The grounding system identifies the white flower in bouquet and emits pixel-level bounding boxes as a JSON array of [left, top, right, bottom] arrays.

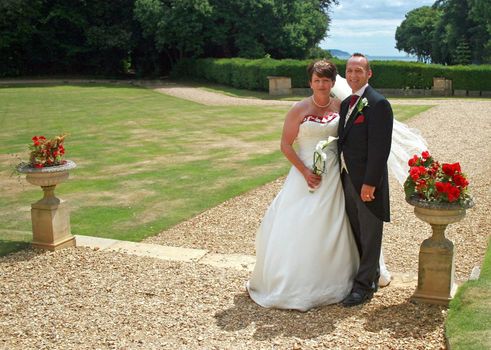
[[309, 136, 338, 192], [313, 136, 338, 175]]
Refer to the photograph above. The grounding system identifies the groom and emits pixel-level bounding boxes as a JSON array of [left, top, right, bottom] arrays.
[[337, 53, 393, 307]]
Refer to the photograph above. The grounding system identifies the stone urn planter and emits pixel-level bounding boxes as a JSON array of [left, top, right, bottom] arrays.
[[406, 196, 474, 305], [17, 160, 77, 251]]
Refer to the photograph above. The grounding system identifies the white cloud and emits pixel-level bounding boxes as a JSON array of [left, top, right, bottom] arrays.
[[322, 0, 435, 56]]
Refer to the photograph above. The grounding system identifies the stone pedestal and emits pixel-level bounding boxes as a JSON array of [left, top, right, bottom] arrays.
[[17, 160, 76, 251], [267, 76, 292, 96], [407, 197, 473, 305], [31, 188, 75, 250], [432, 77, 453, 96], [412, 224, 458, 305]]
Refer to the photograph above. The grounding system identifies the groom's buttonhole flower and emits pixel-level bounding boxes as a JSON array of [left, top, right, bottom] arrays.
[[27, 134, 68, 168], [356, 97, 369, 113], [404, 151, 471, 204]]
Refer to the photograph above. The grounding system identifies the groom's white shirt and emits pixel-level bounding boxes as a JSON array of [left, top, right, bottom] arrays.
[[341, 83, 369, 173]]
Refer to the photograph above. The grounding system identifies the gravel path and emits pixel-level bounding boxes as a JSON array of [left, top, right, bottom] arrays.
[[146, 88, 491, 283], [152, 83, 294, 106], [1, 84, 490, 349]]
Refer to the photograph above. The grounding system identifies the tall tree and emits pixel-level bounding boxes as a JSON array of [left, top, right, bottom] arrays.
[[432, 0, 475, 65], [203, 0, 332, 59], [0, 0, 135, 76], [1, 0, 338, 76], [395, 6, 440, 63], [134, 0, 336, 75], [396, 0, 491, 65], [0, 0, 44, 76], [468, 0, 491, 63]]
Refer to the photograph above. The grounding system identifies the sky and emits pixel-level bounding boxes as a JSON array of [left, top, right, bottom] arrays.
[[320, 0, 435, 57]]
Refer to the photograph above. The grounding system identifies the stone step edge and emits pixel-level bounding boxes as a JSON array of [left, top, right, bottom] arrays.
[[74, 235, 416, 286]]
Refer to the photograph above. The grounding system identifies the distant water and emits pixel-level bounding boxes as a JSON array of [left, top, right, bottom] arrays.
[[368, 55, 418, 62], [334, 55, 418, 62]]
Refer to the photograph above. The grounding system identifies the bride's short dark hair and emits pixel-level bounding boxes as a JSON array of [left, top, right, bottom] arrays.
[[307, 60, 337, 82]]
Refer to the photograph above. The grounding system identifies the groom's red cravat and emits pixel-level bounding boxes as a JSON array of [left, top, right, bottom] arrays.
[[349, 95, 358, 108]]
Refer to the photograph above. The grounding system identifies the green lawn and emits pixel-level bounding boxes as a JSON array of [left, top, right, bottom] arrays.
[[446, 236, 491, 349], [0, 83, 432, 256]]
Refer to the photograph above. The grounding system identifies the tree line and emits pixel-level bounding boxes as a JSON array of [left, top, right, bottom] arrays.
[[0, 0, 337, 77], [395, 0, 491, 65]]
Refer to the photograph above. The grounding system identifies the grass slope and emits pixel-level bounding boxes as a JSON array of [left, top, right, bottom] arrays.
[[0, 83, 431, 255]]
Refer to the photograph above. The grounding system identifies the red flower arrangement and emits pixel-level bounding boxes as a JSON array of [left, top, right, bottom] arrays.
[[28, 134, 67, 168], [404, 151, 471, 204]]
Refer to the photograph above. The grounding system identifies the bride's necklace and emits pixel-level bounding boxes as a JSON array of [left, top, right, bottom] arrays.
[[311, 95, 332, 108]]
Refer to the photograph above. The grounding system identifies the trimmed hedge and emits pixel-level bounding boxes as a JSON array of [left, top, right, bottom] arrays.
[[171, 58, 491, 91]]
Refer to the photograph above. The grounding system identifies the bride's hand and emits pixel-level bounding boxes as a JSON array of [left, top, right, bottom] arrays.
[[303, 168, 322, 189]]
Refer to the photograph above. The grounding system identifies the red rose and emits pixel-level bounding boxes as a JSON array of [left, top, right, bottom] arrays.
[[34, 163, 44, 168], [452, 162, 461, 173], [410, 167, 421, 180], [442, 163, 454, 176], [408, 155, 419, 167], [453, 174, 468, 188], [435, 182, 446, 193], [422, 151, 430, 159], [443, 162, 461, 176], [447, 185, 461, 202]]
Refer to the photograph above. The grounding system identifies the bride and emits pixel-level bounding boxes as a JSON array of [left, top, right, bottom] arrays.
[[246, 60, 426, 311]]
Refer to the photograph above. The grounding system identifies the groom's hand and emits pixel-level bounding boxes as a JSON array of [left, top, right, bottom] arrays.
[[360, 184, 375, 202]]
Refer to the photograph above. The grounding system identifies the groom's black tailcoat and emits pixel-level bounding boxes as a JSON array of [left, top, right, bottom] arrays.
[[338, 85, 393, 222], [338, 85, 393, 292]]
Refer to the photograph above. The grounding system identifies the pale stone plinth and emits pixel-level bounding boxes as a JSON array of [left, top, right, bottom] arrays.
[[17, 160, 76, 251], [31, 194, 75, 251], [267, 76, 292, 96], [407, 198, 473, 306], [412, 230, 457, 305], [432, 77, 453, 96]]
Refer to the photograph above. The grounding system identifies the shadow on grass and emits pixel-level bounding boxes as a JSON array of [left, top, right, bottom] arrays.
[[214, 293, 356, 341], [0, 240, 30, 257], [0, 230, 32, 257]]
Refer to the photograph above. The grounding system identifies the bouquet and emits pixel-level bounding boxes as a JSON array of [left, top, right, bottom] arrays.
[[27, 134, 67, 168], [404, 151, 471, 204], [309, 136, 338, 192], [312, 136, 338, 175]]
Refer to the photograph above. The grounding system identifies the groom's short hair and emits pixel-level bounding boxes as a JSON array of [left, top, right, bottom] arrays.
[[351, 53, 371, 71], [307, 60, 337, 82]]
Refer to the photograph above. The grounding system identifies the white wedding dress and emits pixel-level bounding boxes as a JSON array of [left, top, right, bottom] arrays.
[[246, 75, 427, 311], [246, 112, 359, 311]]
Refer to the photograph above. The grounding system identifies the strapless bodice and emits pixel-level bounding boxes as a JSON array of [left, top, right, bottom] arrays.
[[296, 112, 339, 163]]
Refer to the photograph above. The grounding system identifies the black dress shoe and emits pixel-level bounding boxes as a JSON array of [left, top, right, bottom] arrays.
[[341, 290, 374, 307]]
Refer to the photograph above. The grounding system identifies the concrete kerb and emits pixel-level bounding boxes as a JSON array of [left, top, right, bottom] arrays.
[[75, 235, 417, 286], [75, 235, 255, 271]]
